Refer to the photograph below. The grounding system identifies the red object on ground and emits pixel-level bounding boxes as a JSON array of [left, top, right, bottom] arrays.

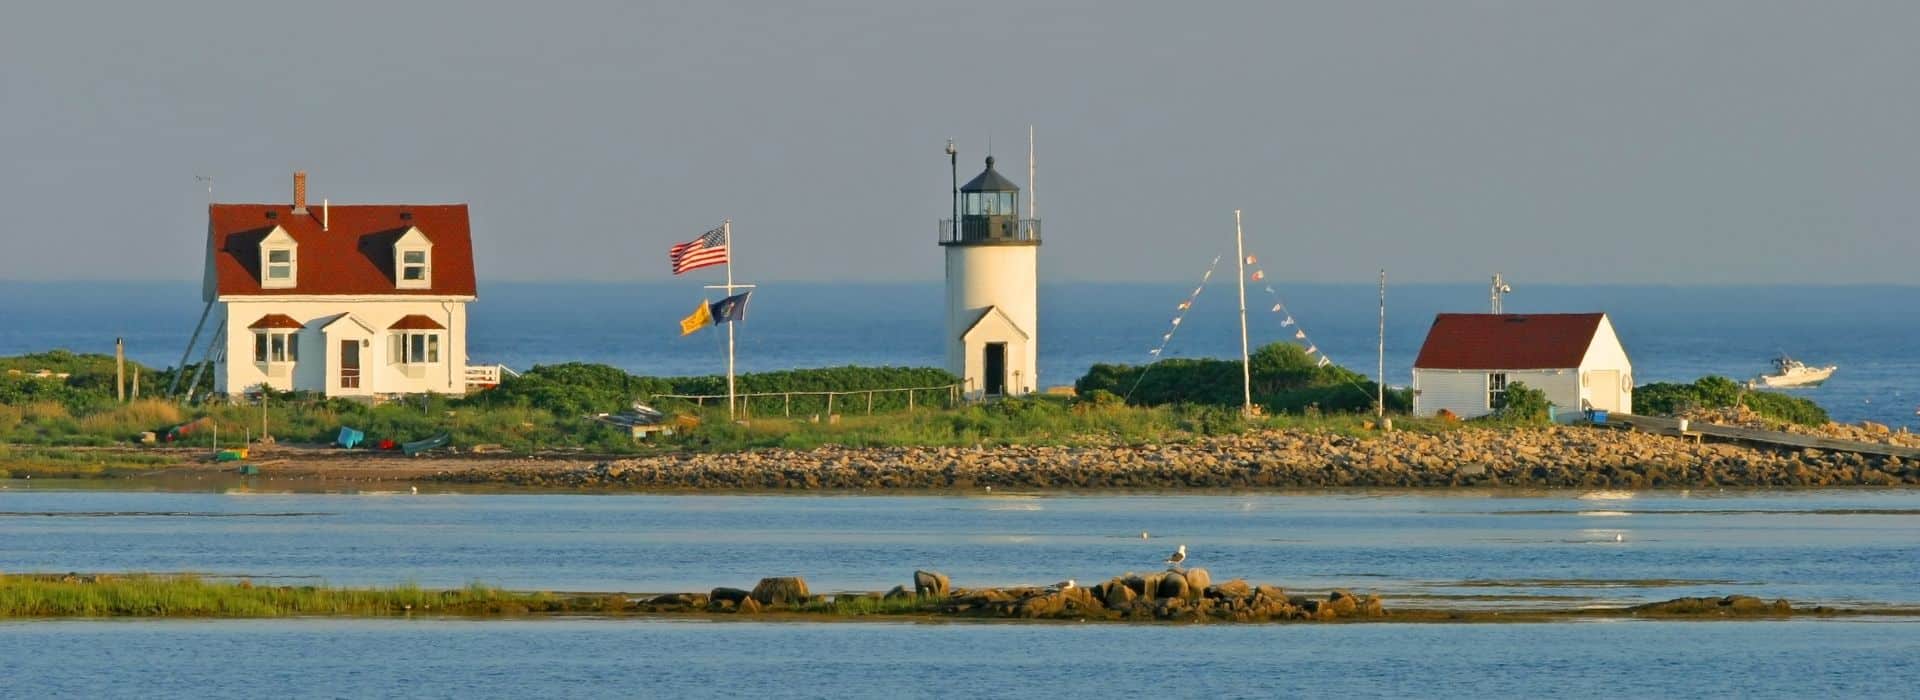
[[379, 439, 398, 450]]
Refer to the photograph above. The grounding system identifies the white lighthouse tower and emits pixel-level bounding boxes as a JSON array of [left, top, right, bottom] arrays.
[[941, 144, 1040, 399]]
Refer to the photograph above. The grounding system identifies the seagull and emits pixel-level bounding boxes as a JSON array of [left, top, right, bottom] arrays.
[[1141, 531, 1150, 540], [1615, 534, 1624, 542], [1165, 544, 1187, 570], [410, 486, 419, 495], [1048, 579, 1076, 592]]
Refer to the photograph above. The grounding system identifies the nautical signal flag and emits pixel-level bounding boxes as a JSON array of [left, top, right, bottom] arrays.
[[680, 291, 753, 336], [710, 291, 751, 323], [1250, 270, 1265, 281], [1294, 329, 1306, 339], [670, 226, 729, 275], [679, 300, 714, 336], [1317, 357, 1332, 368], [1245, 255, 1257, 265]]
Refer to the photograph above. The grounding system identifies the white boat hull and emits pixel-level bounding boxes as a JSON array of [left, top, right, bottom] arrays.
[[1749, 365, 1836, 389]]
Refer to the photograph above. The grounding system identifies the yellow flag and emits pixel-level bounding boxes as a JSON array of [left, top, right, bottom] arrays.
[[679, 300, 713, 336]]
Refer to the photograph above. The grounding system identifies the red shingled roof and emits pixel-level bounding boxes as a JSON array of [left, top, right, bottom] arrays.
[[387, 314, 446, 330], [1413, 313, 1605, 370], [247, 313, 306, 330], [209, 203, 475, 297]]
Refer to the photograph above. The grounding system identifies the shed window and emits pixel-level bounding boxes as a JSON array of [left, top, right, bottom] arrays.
[[1487, 373, 1508, 410]]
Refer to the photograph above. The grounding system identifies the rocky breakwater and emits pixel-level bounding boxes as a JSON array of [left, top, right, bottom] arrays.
[[442, 425, 1920, 490], [633, 571, 1387, 623]]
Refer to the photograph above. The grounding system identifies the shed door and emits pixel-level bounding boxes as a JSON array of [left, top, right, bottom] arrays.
[[983, 343, 1007, 396], [1586, 370, 1620, 412]]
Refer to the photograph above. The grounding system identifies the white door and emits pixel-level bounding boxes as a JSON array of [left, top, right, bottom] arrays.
[[1586, 370, 1621, 412]]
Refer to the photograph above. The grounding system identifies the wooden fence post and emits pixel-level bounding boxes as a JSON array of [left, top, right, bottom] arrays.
[[826, 393, 834, 417], [908, 389, 915, 412], [785, 393, 791, 417], [866, 391, 874, 415]]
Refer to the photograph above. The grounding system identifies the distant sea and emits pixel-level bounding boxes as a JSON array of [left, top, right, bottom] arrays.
[[1, 281, 1914, 428]]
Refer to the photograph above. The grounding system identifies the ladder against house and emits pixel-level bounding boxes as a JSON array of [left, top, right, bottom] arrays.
[[464, 364, 517, 392]]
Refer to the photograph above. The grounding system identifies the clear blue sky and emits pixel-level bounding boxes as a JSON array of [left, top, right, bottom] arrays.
[[3, 1, 1915, 284]]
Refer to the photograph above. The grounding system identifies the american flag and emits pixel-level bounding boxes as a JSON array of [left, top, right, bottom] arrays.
[[670, 226, 729, 275]]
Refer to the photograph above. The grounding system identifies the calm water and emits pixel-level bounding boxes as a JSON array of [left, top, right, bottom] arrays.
[[5, 488, 1919, 697], [2, 488, 1916, 608], [4, 618, 1918, 699], [2, 281, 1916, 427]]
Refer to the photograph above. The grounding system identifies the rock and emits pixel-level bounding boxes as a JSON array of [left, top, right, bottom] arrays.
[[736, 596, 762, 614], [749, 576, 811, 606], [1456, 463, 1487, 477], [709, 587, 751, 604], [884, 585, 913, 600], [1180, 568, 1211, 600], [646, 593, 706, 609], [1156, 573, 1190, 600], [1327, 589, 1359, 615], [1253, 584, 1286, 601], [1207, 579, 1252, 600], [1124, 574, 1151, 597], [914, 570, 951, 598], [1104, 581, 1138, 608]]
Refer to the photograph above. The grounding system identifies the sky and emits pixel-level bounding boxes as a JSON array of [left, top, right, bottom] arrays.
[[2, 1, 1916, 285]]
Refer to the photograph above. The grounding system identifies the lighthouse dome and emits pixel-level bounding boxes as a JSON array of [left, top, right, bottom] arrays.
[[960, 156, 1020, 193]]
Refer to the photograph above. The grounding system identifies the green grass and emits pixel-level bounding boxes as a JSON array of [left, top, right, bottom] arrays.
[[0, 445, 181, 478], [0, 574, 605, 618]]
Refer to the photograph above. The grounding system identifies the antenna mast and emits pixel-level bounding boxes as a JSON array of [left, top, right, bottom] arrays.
[[1491, 273, 1512, 313], [1378, 270, 1387, 421], [1234, 210, 1252, 417], [1027, 125, 1035, 220]]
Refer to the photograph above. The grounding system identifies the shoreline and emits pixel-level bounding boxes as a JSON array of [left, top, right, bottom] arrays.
[[6, 423, 1919, 491], [4, 573, 1910, 624]]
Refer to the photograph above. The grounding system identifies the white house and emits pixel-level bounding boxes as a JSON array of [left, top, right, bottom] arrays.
[[1411, 313, 1632, 419], [203, 172, 479, 398], [941, 156, 1040, 398]]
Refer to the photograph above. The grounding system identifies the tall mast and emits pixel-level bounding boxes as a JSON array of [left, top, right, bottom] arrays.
[[1235, 209, 1252, 417], [725, 219, 737, 419], [1027, 125, 1035, 222], [1377, 269, 1387, 420]]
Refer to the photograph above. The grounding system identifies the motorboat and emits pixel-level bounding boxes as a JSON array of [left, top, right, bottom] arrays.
[[1748, 354, 1836, 389]]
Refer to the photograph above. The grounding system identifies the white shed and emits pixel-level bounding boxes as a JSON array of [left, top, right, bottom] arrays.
[[1411, 313, 1632, 420]]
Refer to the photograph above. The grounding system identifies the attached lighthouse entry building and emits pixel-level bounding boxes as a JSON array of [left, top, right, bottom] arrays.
[[942, 155, 1040, 399]]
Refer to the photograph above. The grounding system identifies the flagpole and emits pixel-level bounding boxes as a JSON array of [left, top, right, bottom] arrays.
[[724, 219, 736, 420], [1234, 209, 1252, 417], [1377, 269, 1386, 421]]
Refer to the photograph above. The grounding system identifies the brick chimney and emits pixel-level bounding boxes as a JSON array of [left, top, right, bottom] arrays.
[[292, 171, 308, 215]]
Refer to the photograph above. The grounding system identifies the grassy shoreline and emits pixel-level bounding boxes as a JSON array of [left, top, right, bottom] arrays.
[[2, 574, 1913, 623]]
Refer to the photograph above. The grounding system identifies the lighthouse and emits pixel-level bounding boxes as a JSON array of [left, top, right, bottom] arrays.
[[941, 144, 1040, 399]]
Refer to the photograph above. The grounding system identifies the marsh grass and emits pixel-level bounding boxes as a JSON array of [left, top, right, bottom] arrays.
[[798, 594, 935, 616], [0, 574, 589, 618]]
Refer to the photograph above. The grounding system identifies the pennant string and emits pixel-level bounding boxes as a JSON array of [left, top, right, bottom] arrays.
[[1128, 254, 1223, 402], [1242, 250, 1382, 407]]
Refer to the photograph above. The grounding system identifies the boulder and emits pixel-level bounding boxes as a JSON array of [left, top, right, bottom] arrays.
[[914, 570, 951, 598], [1207, 579, 1252, 600], [709, 587, 751, 604], [884, 585, 913, 600], [1104, 581, 1138, 608], [736, 596, 762, 614], [750, 576, 811, 606], [1253, 584, 1286, 601], [1124, 574, 1152, 597], [1327, 589, 1359, 615], [1156, 573, 1190, 600], [1181, 568, 1212, 599]]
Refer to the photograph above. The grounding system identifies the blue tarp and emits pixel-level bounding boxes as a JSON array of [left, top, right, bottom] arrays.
[[336, 426, 364, 449]]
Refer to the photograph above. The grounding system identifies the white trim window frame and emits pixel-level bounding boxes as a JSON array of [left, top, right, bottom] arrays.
[[390, 331, 442, 365], [1487, 372, 1509, 410], [262, 246, 297, 288], [397, 247, 431, 288], [253, 330, 299, 367]]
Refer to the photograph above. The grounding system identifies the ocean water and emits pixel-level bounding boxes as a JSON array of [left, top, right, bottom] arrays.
[[2, 488, 1916, 608], [1, 281, 1915, 427], [5, 618, 1918, 699]]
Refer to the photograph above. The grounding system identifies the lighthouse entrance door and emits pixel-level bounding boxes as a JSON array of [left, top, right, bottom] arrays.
[[983, 343, 1007, 396]]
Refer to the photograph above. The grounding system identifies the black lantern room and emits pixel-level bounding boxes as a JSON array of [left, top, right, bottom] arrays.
[[944, 156, 1040, 245]]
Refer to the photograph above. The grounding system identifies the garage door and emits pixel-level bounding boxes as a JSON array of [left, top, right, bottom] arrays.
[[1586, 370, 1620, 412]]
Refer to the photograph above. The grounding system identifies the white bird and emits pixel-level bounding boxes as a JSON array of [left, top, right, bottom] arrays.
[[1141, 530, 1150, 540], [1165, 544, 1187, 570], [1615, 534, 1624, 542], [1049, 579, 1076, 592], [410, 486, 419, 495]]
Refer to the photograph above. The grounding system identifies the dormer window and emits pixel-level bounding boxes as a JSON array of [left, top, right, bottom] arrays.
[[259, 226, 297, 289], [393, 226, 433, 290], [401, 250, 429, 283]]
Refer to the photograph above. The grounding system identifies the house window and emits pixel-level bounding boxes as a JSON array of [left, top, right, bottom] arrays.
[[262, 246, 296, 287], [1488, 373, 1508, 410], [398, 248, 430, 287], [390, 332, 441, 364], [253, 330, 298, 364]]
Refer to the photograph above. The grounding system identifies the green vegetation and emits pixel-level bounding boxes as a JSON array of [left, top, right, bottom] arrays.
[[1635, 376, 1830, 427], [1076, 343, 1410, 415], [0, 574, 623, 618], [1489, 382, 1553, 426]]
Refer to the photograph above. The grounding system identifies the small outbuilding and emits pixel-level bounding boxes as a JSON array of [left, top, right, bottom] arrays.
[[1411, 313, 1632, 420]]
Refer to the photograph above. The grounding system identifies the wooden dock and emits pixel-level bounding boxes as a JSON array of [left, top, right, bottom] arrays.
[[1600, 413, 1920, 459]]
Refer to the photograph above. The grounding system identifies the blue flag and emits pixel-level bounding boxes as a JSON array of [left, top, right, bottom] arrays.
[[709, 291, 751, 323]]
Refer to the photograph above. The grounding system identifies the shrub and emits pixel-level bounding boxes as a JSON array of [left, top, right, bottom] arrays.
[[1077, 342, 1395, 416], [1493, 382, 1552, 424], [1632, 376, 1829, 427]]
